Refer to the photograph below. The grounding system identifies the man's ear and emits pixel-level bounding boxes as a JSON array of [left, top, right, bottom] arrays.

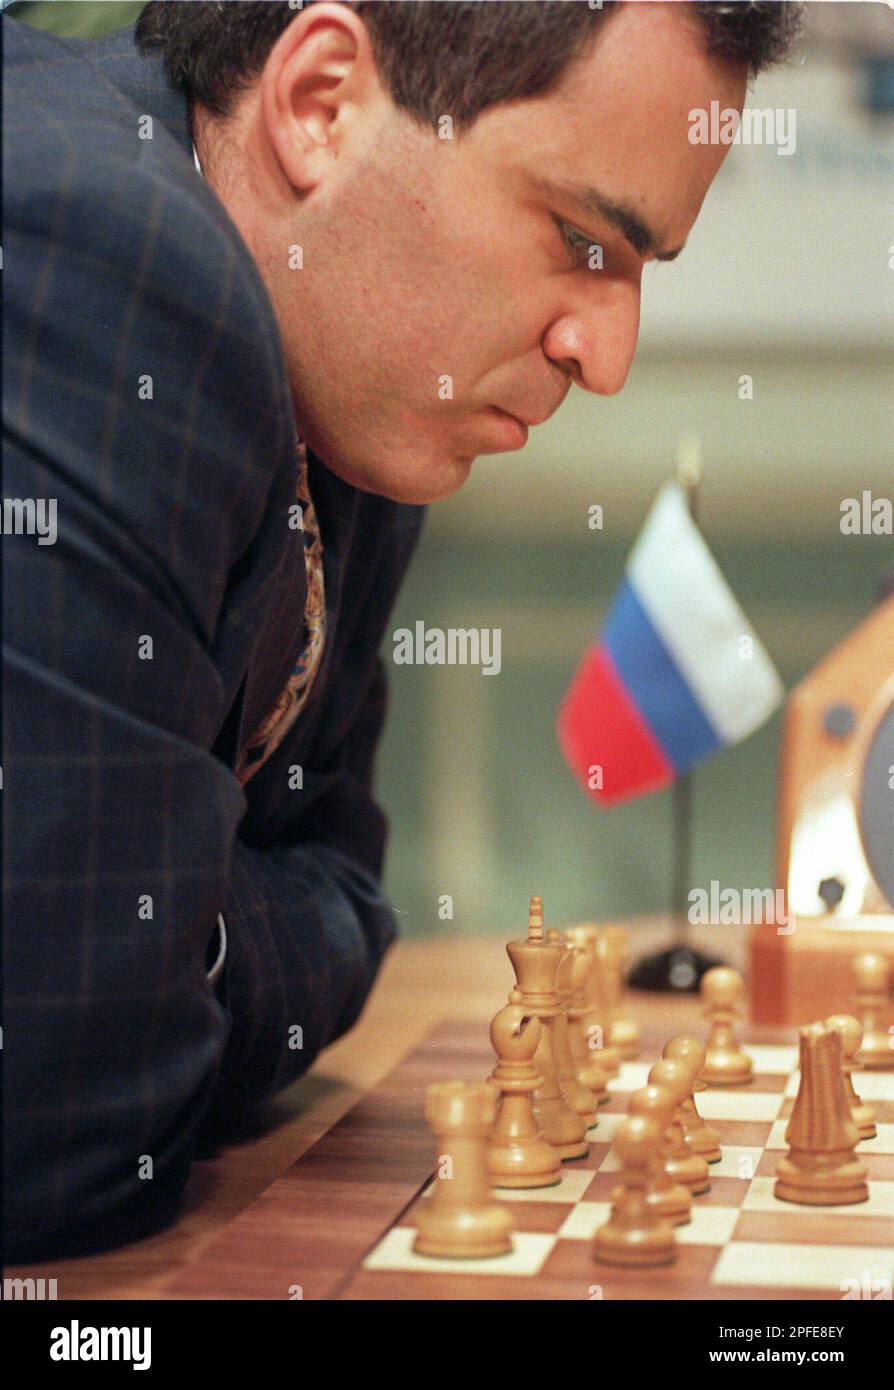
[[260, 3, 377, 193]]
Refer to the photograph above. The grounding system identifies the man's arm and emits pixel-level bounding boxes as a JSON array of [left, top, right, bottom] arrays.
[[4, 502, 405, 1260], [205, 653, 404, 1124], [204, 463, 427, 1122]]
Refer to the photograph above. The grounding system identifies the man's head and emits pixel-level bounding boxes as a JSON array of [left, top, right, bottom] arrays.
[[137, 1, 801, 504]]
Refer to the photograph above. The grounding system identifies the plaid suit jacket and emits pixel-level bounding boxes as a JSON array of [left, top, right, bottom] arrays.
[[2, 17, 425, 1261]]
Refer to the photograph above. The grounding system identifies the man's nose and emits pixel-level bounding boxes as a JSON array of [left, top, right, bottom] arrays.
[[542, 278, 642, 396]]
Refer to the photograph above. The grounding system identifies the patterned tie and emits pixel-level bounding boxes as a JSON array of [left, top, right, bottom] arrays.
[[235, 437, 326, 787]]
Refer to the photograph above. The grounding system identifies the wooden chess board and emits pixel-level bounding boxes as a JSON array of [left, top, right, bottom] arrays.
[[167, 1020, 894, 1301]]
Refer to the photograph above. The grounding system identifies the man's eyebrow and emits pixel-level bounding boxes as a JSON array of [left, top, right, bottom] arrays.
[[537, 177, 685, 262]]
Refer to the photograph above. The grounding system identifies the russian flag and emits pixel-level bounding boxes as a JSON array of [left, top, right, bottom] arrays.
[[557, 483, 784, 805]]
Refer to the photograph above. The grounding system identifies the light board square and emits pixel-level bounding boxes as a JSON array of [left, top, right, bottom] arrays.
[[745, 1045, 799, 1073], [558, 1201, 612, 1241], [608, 1062, 651, 1093], [711, 1240, 894, 1290], [698, 1090, 785, 1122], [677, 1205, 740, 1246]]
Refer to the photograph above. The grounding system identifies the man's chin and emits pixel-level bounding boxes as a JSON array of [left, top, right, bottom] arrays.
[[317, 446, 476, 506], [393, 454, 476, 505], [392, 453, 476, 505]]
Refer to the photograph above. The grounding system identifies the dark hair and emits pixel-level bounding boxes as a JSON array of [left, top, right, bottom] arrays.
[[136, 0, 803, 132]]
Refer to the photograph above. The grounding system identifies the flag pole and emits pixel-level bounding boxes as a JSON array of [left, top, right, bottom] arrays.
[[672, 437, 700, 945], [628, 437, 725, 993]]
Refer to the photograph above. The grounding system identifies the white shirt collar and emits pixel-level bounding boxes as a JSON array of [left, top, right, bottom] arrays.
[[192, 141, 203, 178]]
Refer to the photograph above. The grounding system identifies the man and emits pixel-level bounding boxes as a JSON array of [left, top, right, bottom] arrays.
[[2, 1, 800, 1260]]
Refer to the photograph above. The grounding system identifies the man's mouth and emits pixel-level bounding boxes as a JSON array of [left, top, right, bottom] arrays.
[[485, 407, 530, 449]]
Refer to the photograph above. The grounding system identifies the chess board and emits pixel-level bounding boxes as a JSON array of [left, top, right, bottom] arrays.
[[166, 1019, 894, 1301]]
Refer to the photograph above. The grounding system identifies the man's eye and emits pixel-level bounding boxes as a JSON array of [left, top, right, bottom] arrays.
[[555, 218, 595, 268]]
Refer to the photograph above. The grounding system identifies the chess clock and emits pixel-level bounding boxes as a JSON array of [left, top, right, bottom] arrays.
[[751, 596, 894, 1024]]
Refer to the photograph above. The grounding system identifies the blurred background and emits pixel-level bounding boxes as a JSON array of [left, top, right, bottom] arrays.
[[11, 1, 893, 941]]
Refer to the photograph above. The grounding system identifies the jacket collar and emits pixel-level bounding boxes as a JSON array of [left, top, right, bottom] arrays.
[[77, 20, 195, 162]]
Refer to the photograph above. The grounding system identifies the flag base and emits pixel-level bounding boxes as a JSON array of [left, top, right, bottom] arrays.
[[628, 946, 726, 994]]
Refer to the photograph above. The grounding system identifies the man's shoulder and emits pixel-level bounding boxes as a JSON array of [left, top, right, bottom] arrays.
[[3, 18, 297, 643], [5, 16, 167, 152], [4, 14, 291, 449], [5, 18, 243, 273]]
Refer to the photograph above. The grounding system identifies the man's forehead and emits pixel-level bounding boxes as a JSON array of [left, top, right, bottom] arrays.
[[485, 5, 743, 264]]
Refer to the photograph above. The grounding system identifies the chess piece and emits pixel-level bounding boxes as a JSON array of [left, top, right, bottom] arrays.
[[564, 923, 621, 1078], [488, 1001, 562, 1188], [513, 898, 589, 1160], [853, 953, 894, 1071], [547, 929, 599, 1128], [627, 1084, 692, 1225], [592, 1116, 676, 1267], [774, 1023, 869, 1207], [598, 926, 640, 1060], [648, 1058, 711, 1194], [701, 966, 753, 1086], [663, 1035, 722, 1163], [825, 1014, 877, 1140], [564, 931, 610, 1104], [413, 1081, 514, 1258]]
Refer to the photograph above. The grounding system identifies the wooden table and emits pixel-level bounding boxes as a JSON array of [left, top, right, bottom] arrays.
[[8, 921, 745, 1299]]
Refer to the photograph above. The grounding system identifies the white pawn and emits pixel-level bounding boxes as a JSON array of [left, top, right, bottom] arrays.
[[701, 966, 753, 1086], [593, 1116, 676, 1267], [826, 1014, 877, 1140], [853, 954, 894, 1071]]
